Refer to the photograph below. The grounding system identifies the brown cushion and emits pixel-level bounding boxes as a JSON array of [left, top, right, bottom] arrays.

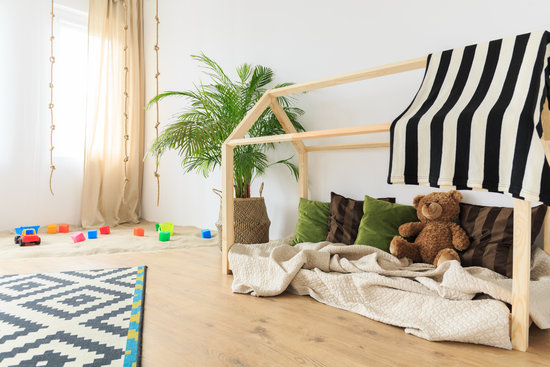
[[459, 203, 547, 277], [326, 192, 395, 245]]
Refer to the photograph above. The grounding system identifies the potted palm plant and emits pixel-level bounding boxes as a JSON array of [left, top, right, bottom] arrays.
[[148, 54, 305, 245]]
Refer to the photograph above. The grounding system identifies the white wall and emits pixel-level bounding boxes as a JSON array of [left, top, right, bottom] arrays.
[[142, 0, 550, 238], [0, 0, 88, 230]]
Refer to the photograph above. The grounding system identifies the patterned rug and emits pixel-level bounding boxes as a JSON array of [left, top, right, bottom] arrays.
[[0, 266, 146, 367]]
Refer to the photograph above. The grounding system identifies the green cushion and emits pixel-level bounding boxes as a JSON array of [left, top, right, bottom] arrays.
[[291, 198, 330, 245], [354, 195, 418, 251]]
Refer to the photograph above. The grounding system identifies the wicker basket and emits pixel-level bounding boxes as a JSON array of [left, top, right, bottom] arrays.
[[214, 186, 271, 250]]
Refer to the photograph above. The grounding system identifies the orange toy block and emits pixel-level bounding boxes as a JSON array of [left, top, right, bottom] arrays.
[[59, 224, 69, 233], [133, 227, 145, 236], [47, 224, 57, 234]]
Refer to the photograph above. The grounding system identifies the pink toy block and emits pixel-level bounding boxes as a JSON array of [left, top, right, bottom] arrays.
[[133, 227, 144, 236], [59, 224, 69, 233], [71, 232, 85, 243], [99, 226, 110, 235]]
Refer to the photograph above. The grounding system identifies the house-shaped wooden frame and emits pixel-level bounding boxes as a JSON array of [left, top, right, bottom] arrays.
[[221, 56, 550, 352]]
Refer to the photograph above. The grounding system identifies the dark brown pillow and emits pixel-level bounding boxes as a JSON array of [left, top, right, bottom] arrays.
[[326, 192, 395, 245], [459, 203, 547, 277]]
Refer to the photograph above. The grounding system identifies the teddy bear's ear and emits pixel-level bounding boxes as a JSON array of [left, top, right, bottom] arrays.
[[413, 195, 424, 208], [448, 190, 463, 203]]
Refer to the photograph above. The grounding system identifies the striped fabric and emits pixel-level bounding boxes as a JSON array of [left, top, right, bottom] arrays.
[[325, 193, 394, 245], [459, 203, 546, 276], [389, 30, 550, 205]]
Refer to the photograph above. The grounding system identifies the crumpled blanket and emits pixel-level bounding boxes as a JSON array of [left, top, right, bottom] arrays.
[[229, 240, 550, 349]]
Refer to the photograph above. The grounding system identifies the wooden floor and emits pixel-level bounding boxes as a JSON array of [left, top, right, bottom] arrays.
[[1, 247, 549, 366]]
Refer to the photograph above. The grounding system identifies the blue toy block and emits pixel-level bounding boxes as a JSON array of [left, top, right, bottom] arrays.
[[201, 229, 212, 239], [88, 230, 98, 239]]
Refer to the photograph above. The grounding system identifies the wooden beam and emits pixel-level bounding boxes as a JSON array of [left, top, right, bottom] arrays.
[[269, 97, 306, 153], [298, 152, 308, 199], [541, 100, 550, 256], [545, 207, 550, 256], [225, 93, 271, 142], [221, 143, 234, 274], [542, 99, 550, 141], [269, 57, 427, 97], [542, 99, 550, 166], [511, 199, 532, 352], [228, 123, 391, 147], [306, 141, 390, 152]]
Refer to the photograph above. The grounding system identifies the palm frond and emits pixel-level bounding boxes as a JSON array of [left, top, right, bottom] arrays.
[[148, 53, 306, 197]]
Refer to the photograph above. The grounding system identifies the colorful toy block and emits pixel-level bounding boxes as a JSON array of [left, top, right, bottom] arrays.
[[99, 226, 110, 235], [201, 229, 212, 239], [71, 232, 85, 243], [159, 231, 170, 242], [158, 222, 174, 235], [134, 227, 144, 236], [59, 224, 69, 233], [88, 230, 98, 239], [47, 224, 57, 234]]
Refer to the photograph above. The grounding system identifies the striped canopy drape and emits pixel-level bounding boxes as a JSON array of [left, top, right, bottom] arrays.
[[388, 30, 550, 205]]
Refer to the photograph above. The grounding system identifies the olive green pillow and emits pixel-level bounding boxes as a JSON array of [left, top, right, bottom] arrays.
[[291, 198, 330, 245], [354, 195, 419, 252]]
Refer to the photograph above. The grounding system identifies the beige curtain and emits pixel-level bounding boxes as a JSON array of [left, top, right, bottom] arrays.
[[81, 0, 144, 227]]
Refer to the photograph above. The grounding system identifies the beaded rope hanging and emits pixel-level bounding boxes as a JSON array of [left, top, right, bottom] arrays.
[[153, 0, 161, 206], [48, 0, 56, 195], [122, 0, 130, 188]]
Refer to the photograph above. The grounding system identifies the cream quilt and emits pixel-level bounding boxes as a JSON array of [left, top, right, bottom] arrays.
[[229, 241, 550, 349]]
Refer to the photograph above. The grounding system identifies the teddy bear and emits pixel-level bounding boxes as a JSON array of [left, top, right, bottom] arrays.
[[389, 190, 470, 267]]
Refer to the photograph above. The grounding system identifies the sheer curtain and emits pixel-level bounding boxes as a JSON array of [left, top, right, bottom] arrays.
[[81, 0, 144, 227]]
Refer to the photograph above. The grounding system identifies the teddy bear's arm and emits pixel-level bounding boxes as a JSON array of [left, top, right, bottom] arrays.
[[449, 222, 470, 251], [398, 222, 424, 237]]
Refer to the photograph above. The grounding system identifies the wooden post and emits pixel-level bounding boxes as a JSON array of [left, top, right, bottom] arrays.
[[511, 199, 531, 351], [542, 100, 550, 256], [298, 152, 308, 199], [221, 143, 234, 274], [545, 207, 550, 256]]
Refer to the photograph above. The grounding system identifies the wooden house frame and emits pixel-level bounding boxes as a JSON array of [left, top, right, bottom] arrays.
[[221, 56, 550, 352]]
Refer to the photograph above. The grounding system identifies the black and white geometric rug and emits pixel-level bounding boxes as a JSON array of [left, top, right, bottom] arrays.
[[0, 266, 146, 367]]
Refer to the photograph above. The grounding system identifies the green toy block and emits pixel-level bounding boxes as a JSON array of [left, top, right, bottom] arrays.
[[159, 231, 170, 242], [159, 222, 174, 235]]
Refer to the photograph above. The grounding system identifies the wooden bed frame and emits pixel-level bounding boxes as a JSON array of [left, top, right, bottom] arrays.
[[221, 56, 550, 352]]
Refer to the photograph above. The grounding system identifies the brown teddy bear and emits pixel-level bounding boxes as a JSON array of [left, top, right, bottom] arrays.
[[389, 190, 470, 267]]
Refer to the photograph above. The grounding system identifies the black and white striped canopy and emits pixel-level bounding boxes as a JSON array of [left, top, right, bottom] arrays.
[[388, 30, 550, 205]]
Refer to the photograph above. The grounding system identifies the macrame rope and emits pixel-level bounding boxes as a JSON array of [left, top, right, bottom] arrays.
[[48, 0, 56, 195], [122, 0, 130, 189], [153, 0, 161, 206]]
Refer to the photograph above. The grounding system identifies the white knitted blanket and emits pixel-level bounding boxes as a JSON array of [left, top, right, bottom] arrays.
[[229, 241, 550, 349]]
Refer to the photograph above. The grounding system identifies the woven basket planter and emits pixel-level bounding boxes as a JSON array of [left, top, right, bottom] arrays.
[[214, 189, 271, 250]]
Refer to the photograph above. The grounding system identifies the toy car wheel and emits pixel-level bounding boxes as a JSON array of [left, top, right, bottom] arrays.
[[36, 240, 41, 245], [14, 236, 20, 244]]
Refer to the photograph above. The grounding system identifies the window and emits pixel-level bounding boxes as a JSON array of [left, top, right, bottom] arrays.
[[53, 4, 87, 159]]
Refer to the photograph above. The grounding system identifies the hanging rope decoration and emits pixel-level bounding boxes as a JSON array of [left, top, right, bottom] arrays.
[[122, 0, 130, 188], [153, 0, 161, 206], [48, 0, 56, 195]]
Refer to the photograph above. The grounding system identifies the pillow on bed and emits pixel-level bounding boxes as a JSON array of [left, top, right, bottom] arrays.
[[326, 192, 395, 245], [459, 203, 547, 277], [354, 195, 418, 251], [290, 198, 331, 245]]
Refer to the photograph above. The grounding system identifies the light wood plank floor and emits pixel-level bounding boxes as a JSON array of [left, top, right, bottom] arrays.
[[1, 247, 549, 366]]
